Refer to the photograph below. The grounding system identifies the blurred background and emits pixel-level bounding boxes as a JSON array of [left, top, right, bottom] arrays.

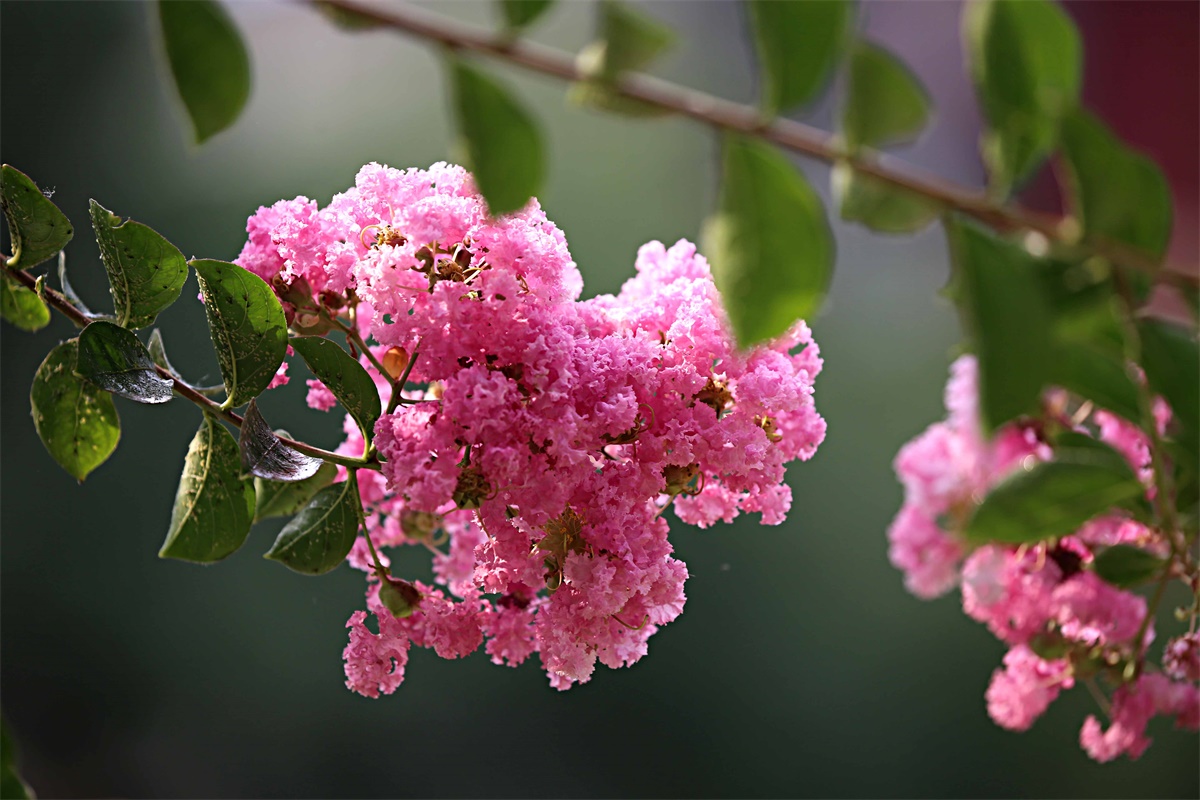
[[2, 1, 1197, 797]]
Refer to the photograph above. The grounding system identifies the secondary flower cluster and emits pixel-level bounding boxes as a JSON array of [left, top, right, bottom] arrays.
[[888, 356, 1198, 762], [236, 163, 826, 695]]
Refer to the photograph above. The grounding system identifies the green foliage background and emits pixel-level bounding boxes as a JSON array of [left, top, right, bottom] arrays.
[[1, 2, 1196, 796]]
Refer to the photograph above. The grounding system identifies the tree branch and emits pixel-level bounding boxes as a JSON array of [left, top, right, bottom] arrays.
[[4, 264, 380, 472], [313, 0, 1199, 292]]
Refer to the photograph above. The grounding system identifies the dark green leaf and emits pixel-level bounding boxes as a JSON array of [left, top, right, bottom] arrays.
[[570, 0, 674, 117], [449, 59, 545, 215], [747, 0, 854, 116], [1052, 431, 1139, 470], [588, 0, 674, 81], [842, 40, 931, 151], [239, 399, 323, 482], [1030, 257, 1141, 422], [1060, 109, 1173, 263], [945, 216, 1053, 431], [1036, 258, 1125, 354], [76, 320, 174, 404], [255, 461, 338, 523], [1092, 544, 1165, 589], [0, 273, 50, 331], [156, 0, 251, 144], [499, 0, 554, 31], [147, 328, 224, 396], [160, 413, 255, 563], [1139, 319, 1199, 462], [192, 258, 288, 408], [963, 0, 1081, 196], [264, 473, 361, 575], [89, 200, 187, 329], [1, 164, 74, 269], [948, 225, 1141, 430], [831, 162, 940, 235], [704, 136, 834, 347], [966, 435, 1144, 545], [1052, 344, 1141, 424], [1, 717, 34, 800], [290, 336, 382, 441], [30, 340, 120, 481]]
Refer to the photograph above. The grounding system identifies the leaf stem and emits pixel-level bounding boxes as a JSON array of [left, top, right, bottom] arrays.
[[1112, 274, 1188, 565], [309, 0, 1197, 291], [1110, 272, 1191, 675], [3, 262, 381, 472], [385, 348, 420, 416], [350, 471, 390, 576], [1082, 674, 1112, 719], [329, 313, 390, 378]]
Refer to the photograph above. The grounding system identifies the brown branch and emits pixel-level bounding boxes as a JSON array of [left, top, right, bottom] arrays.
[[4, 264, 380, 471], [313, 0, 1199, 292]]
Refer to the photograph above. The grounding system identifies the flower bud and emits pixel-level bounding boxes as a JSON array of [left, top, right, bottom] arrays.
[[400, 509, 440, 541], [662, 463, 700, 496], [383, 347, 410, 380], [379, 576, 422, 619], [453, 465, 492, 509]]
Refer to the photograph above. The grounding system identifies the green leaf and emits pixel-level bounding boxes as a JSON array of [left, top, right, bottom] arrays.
[[0, 273, 50, 331], [192, 258, 288, 408], [1052, 344, 1141, 424], [570, 0, 674, 117], [1138, 319, 1199, 461], [1, 717, 34, 800], [966, 435, 1144, 545], [89, 200, 187, 329], [147, 328, 224, 396], [1030, 258, 1141, 422], [963, 0, 1081, 196], [842, 40, 931, 151], [831, 162, 940, 235], [238, 400, 323, 482], [30, 340, 120, 481], [948, 223, 1143, 430], [1060, 109, 1173, 263], [449, 59, 546, 216], [2, 164, 74, 270], [290, 336, 382, 441], [159, 413, 255, 563], [704, 136, 834, 347], [264, 473, 361, 575], [945, 216, 1054, 431], [589, 0, 674, 81], [76, 320, 174, 404], [499, 0, 555, 31], [156, 0, 251, 144], [747, 0, 854, 116], [254, 461, 338, 523], [1092, 544, 1165, 589]]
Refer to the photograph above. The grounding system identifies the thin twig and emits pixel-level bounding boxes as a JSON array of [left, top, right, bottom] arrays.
[[312, 0, 1198, 291]]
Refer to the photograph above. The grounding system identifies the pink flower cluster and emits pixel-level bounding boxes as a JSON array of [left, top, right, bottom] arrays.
[[888, 356, 1198, 762], [236, 163, 826, 695]]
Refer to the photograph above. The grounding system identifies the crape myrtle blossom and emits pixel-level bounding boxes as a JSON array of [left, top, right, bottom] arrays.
[[235, 162, 826, 694], [888, 355, 1199, 762]]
